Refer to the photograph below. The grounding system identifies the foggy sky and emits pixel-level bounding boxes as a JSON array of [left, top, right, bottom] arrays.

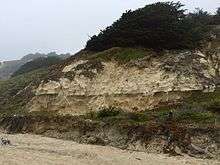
[[0, 0, 219, 60]]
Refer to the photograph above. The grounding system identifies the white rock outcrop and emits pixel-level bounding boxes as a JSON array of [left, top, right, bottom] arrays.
[[29, 50, 220, 114]]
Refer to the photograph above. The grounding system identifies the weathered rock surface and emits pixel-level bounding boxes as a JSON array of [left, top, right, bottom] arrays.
[[28, 48, 220, 114]]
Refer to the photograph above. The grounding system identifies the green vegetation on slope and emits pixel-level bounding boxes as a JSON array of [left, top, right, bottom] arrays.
[[85, 47, 154, 64], [62, 48, 153, 81], [84, 88, 220, 127], [12, 56, 62, 77], [85, 107, 217, 127], [95, 48, 148, 62], [0, 68, 49, 115]]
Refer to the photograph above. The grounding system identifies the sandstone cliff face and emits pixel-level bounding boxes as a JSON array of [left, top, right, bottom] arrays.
[[28, 48, 220, 114]]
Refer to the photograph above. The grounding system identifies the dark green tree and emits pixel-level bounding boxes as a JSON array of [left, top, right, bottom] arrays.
[[213, 7, 220, 25], [188, 8, 212, 25], [216, 7, 220, 16], [86, 2, 211, 51]]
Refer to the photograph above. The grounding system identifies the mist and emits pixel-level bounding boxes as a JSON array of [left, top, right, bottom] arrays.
[[0, 0, 219, 60]]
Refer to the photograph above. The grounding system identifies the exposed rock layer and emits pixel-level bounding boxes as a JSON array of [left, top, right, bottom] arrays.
[[29, 49, 220, 114]]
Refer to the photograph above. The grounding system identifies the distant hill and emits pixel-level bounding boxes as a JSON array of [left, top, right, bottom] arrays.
[[0, 52, 70, 80], [11, 56, 63, 77], [0, 60, 21, 80]]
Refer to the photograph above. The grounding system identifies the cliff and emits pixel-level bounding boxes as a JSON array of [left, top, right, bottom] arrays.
[[28, 46, 219, 114]]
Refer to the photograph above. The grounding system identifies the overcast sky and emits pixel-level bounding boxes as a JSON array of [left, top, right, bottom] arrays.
[[0, 0, 219, 61]]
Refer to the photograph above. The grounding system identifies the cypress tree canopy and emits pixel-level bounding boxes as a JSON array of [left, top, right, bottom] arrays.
[[86, 2, 211, 51]]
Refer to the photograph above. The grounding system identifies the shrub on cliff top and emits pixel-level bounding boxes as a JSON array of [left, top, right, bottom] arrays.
[[86, 2, 210, 51]]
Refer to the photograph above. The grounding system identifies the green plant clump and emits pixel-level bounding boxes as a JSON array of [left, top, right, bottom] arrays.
[[96, 107, 121, 118]]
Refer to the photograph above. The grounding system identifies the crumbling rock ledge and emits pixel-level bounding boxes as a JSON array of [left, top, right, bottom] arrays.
[[28, 49, 220, 114], [0, 115, 219, 159]]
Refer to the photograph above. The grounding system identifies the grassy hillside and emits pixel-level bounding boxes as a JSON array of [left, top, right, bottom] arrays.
[[12, 56, 62, 77], [0, 68, 49, 115], [0, 52, 70, 80]]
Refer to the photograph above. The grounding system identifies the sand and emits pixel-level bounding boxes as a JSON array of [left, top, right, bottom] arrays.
[[0, 133, 218, 165]]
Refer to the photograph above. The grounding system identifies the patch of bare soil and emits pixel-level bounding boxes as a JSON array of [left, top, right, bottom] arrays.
[[0, 133, 219, 165]]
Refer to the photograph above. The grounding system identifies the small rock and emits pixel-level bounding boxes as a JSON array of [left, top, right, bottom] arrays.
[[174, 146, 182, 156], [0, 137, 11, 146]]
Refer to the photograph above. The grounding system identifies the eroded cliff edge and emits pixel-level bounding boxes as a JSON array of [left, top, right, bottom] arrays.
[[28, 47, 220, 114]]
